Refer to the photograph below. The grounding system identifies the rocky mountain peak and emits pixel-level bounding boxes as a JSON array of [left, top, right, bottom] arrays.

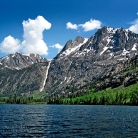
[[73, 36, 84, 45], [1, 26, 138, 96], [0, 52, 47, 70], [55, 36, 88, 59], [55, 27, 138, 61], [44, 26, 138, 95]]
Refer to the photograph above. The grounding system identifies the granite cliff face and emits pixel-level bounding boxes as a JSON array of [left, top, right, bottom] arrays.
[[0, 26, 138, 96]]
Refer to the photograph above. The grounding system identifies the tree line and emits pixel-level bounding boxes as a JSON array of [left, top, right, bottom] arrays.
[[0, 94, 47, 104]]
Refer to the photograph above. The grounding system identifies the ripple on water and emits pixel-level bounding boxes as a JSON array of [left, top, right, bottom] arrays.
[[0, 105, 138, 137]]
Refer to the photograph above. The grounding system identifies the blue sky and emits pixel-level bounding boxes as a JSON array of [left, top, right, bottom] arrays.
[[0, 0, 138, 59]]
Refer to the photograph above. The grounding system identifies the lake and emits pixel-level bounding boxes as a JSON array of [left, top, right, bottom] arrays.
[[0, 105, 138, 137]]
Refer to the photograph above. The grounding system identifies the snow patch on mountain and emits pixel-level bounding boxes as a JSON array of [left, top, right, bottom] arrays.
[[5, 56, 9, 60], [125, 32, 129, 41], [64, 77, 67, 81], [122, 49, 129, 56], [60, 38, 88, 57], [100, 28, 118, 56], [15, 67, 20, 70], [22, 54, 30, 56], [107, 27, 117, 34], [83, 48, 91, 53], [12, 54, 15, 58], [67, 76, 72, 83], [100, 46, 109, 55], [132, 43, 137, 51]]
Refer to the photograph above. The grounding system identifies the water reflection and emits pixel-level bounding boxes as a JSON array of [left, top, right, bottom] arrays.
[[0, 105, 138, 137]]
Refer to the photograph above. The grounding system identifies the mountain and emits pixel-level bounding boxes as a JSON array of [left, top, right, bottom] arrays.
[[0, 52, 47, 70], [0, 53, 50, 96], [44, 26, 138, 95], [0, 26, 138, 97]]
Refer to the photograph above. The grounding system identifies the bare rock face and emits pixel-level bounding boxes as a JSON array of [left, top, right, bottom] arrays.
[[0, 62, 50, 96], [0, 52, 47, 70], [1, 26, 138, 96], [44, 27, 138, 95], [0, 53, 50, 96]]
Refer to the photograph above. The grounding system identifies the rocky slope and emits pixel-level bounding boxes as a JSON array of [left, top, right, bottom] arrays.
[[0, 53, 50, 96], [0, 52, 47, 70], [76, 55, 138, 97], [44, 27, 138, 95], [0, 62, 50, 96], [1, 26, 138, 97]]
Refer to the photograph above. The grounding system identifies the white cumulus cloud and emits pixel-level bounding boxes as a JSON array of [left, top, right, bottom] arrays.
[[22, 16, 51, 55], [0, 35, 21, 54], [0, 16, 52, 55], [50, 43, 63, 52], [66, 19, 102, 32], [79, 19, 102, 31], [129, 19, 138, 33], [66, 22, 78, 30]]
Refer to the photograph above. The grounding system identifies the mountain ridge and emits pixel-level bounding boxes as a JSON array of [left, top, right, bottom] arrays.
[[44, 26, 138, 96], [0, 52, 48, 70], [0, 26, 138, 97]]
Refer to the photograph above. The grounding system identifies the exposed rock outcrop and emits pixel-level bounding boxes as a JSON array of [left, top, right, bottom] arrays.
[[1, 26, 138, 96], [44, 27, 138, 95]]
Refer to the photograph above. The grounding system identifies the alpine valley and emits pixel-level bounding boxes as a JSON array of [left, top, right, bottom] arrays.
[[1, 26, 138, 103]]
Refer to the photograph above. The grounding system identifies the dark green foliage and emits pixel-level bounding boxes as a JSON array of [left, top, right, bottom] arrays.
[[47, 83, 138, 105], [130, 91, 138, 105], [0, 83, 138, 105], [0, 93, 47, 104]]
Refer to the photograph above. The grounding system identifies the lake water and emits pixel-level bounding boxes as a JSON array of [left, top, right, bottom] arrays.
[[0, 105, 138, 138]]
